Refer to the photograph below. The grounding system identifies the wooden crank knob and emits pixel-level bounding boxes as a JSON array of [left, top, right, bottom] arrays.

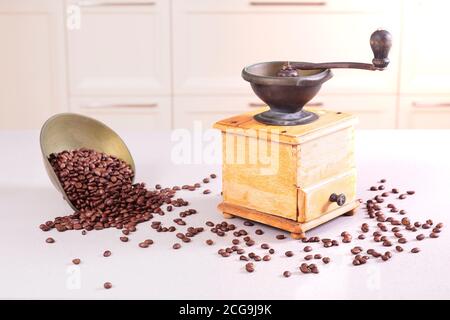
[[370, 29, 392, 70]]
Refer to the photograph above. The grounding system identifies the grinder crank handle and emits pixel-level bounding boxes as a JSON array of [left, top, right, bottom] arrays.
[[290, 29, 392, 71]]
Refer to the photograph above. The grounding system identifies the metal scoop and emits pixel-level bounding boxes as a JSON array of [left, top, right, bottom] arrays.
[[40, 113, 135, 210]]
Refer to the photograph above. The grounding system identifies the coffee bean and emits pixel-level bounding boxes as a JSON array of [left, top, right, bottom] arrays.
[[263, 255, 271, 261], [391, 188, 399, 194], [304, 246, 312, 252], [399, 194, 407, 199], [276, 234, 286, 240], [422, 223, 431, 229], [269, 248, 275, 254], [245, 263, 255, 273], [436, 222, 444, 229], [210, 173, 217, 179], [139, 242, 149, 248], [378, 185, 385, 190], [322, 257, 330, 264], [399, 209, 406, 215], [406, 190, 415, 195], [416, 234, 425, 241], [398, 238, 407, 244], [396, 245, 403, 252], [358, 234, 365, 240], [45, 237, 55, 244], [261, 243, 269, 249], [370, 186, 377, 191], [240, 256, 249, 261], [120, 236, 129, 242], [314, 254, 322, 259], [232, 239, 240, 245], [173, 243, 181, 250], [205, 221, 214, 227], [283, 271, 291, 278], [285, 251, 294, 257], [255, 229, 264, 235], [81, 230, 87, 235], [380, 179, 386, 183], [202, 178, 210, 183], [103, 282, 112, 289], [411, 247, 420, 253], [304, 254, 313, 260], [103, 250, 111, 257], [243, 221, 254, 227], [351, 247, 363, 254], [72, 258, 81, 265], [430, 232, 439, 238], [203, 189, 211, 195]]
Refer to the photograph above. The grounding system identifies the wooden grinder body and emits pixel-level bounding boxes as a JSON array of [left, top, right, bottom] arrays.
[[213, 107, 359, 239]]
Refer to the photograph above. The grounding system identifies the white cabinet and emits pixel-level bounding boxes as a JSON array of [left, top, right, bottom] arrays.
[[399, 97, 450, 129], [400, 0, 450, 95], [307, 95, 397, 129], [67, 0, 171, 96], [0, 0, 67, 129], [173, 96, 266, 129], [70, 96, 171, 131], [172, 0, 401, 96], [174, 95, 397, 129]]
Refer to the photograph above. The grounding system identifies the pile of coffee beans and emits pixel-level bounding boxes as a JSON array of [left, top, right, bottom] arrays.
[[39, 149, 190, 233]]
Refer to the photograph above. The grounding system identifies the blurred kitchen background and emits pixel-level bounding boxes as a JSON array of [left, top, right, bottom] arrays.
[[1, 0, 449, 131]]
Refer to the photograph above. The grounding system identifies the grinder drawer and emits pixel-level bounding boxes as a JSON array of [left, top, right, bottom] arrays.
[[297, 169, 356, 222]]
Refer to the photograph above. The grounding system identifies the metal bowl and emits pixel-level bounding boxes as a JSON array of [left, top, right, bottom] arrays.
[[242, 61, 333, 126], [40, 113, 135, 210]]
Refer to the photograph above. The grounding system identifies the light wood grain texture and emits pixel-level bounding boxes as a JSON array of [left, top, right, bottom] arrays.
[[214, 107, 357, 145], [298, 169, 357, 222], [221, 131, 298, 220], [218, 201, 360, 239]]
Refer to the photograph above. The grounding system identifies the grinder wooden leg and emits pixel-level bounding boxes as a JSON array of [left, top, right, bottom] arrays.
[[344, 207, 358, 216], [223, 212, 234, 219], [290, 231, 306, 240]]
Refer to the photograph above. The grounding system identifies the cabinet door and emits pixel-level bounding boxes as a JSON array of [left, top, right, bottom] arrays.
[[172, 0, 401, 96], [399, 97, 450, 129], [67, 0, 170, 96], [173, 96, 268, 129], [0, 0, 67, 129], [401, 0, 450, 94], [70, 96, 171, 131], [306, 95, 397, 129]]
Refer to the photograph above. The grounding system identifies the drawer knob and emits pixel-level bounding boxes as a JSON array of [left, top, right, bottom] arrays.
[[329, 193, 346, 206]]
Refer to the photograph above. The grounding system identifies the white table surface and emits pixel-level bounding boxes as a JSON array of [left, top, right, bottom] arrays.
[[0, 129, 449, 300]]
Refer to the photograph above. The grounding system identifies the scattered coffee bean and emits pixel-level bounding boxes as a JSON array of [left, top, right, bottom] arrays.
[[416, 234, 425, 241], [304, 246, 312, 252], [173, 243, 181, 250], [255, 229, 264, 235], [45, 237, 55, 244], [120, 236, 129, 242], [103, 282, 112, 289], [245, 263, 255, 273], [322, 257, 330, 264], [285, 251, 294, 257], [283, 271, 291, 278], [411, 247, 420, 253], [103, 250, 111, 257], [203, 189, 211, 195], [210, 173, 217, 179], [72, 258, 81, 265], [430, 232, 439, 239], [276, 234, 286, 240], [395, 245, 403, 252]]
